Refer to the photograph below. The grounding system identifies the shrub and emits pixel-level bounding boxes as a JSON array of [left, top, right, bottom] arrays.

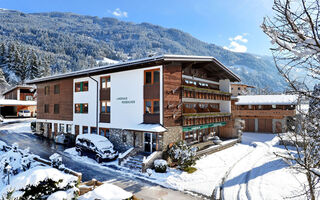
[[154, 159, 167, 173], [166, 141, 198, 170], [183, 166, 197, 174]]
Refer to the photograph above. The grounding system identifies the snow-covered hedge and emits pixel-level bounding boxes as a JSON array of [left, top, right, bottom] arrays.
[[0, 166, 79, 200], [154, 159, 167, 173], [166, 141, 198, 170]]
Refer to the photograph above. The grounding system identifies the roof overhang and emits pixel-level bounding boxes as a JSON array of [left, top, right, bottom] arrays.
[[27, 55, 241, 84]]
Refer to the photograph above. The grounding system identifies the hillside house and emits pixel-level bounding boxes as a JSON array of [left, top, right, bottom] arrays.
[[0, 85, 37, 117], [231, 83, 255, 96], [27, 55, 241, 153], [232, 95, 297, 133]]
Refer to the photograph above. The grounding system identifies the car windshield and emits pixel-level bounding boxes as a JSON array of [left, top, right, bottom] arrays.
[[24, 110, 30, 113]]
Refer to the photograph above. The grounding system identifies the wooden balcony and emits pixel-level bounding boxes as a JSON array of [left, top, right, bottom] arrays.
[[100, 113, 110, 123], [100, 88, 110, 100], [144, 113, 160, 124], [233, 109, 296, 117], [182, 85, 231, 101], [144, 84, 160, 99], [182, 112, 231, 126]]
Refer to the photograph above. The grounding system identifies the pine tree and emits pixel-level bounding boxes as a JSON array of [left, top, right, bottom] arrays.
[[28, 50, 40, 80]]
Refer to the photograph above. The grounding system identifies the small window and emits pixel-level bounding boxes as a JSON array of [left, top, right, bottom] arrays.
[[59, 124, 64, 132], [272, 105, 276, 109], [26, 96, 33, 101], [144, 99, 160, 114], [75, 103, 88, 113], [144, 69, 160, 84], [101, 101, 110, 113], [238, 87, 241, 90], [44, 86, 50, 95], [44, 104, 49, 113], [91, 127, 97, 134], [66, 124, 72, 133], [248, 105, 252, 109], [258, 105, 262, 109], [154, 71, 160, 83], [101, 76, 111, 89], [75, 81, 88, 92], [54, 84, 60, 94], [153, 101, 160, 113], [54, 104, 59, 114], [145, 101, 152, 114], [83, 126, 88, 134], [122, 134, 127, 143], [145, 71, 152, 84]]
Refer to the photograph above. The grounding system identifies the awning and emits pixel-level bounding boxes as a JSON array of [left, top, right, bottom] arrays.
[[0, 99, 36, 106], [183, 122, 227, 132], [125, 123, 167, 133]]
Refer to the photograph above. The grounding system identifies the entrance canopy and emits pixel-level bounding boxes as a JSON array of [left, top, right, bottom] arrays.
[[126, 123, 167, 133], [0, 99, 36, 106]]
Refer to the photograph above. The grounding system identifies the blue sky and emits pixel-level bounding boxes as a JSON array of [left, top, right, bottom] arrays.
[[0, 0, 274, 56]]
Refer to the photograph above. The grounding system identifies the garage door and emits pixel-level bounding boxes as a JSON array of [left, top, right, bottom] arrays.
[[244, 119, 255, 132], [258, 119, 273, 133]]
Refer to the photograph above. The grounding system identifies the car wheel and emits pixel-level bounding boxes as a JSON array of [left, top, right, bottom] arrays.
[[95, 155, 102, 163]]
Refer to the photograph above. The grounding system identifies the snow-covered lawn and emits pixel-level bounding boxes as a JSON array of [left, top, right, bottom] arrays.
[[0, 121, 32, 133]]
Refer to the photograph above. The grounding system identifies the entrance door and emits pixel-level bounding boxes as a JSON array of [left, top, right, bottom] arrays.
[[144, 133, 157, 153]]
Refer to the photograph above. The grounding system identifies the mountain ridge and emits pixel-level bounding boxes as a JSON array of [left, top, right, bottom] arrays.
[[0, 9, 286, 91]]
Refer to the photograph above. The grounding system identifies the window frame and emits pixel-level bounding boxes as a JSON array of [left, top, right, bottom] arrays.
[[75, 81, 89, 92], [54, 84, 60, 94], [100, 100, 110, 114], [75, 103, 89, 114], [54, 104, 60, 114], [100, 76, 111, 89], [144, 99, 160, 114], [44, 86, 50, 96], [82, 126, 88, 134], [44, 104, 49, 113], [144, 68, 160, 85]]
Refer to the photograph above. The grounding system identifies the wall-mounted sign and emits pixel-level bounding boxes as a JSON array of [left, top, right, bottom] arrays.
[[182, 122, 227, 132], [116, 97, 135, 104]]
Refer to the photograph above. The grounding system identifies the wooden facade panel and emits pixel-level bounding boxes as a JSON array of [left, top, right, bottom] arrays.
[[144, 84, 160, 99], [244, 119, 255, 132], [258, 119, 272, 133], [37, 78, 73, 121], [5, 90, 17, 100], [143, 114, 160, 124], [163, 64, 182, 127], [100, 113, 110, 123], [100, 88, 110, 100]]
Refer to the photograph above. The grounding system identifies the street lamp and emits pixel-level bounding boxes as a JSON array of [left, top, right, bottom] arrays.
[[5, 165, 11, 185]]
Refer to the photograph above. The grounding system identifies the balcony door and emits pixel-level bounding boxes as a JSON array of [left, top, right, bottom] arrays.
[[144, 132, 157, 153]]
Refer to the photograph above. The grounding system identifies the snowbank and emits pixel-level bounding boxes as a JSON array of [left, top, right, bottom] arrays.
[[78, 182, 132, 200]]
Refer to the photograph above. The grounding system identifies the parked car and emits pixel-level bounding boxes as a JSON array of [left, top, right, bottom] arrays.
[[18, 110, 31, 118], [75, 134, 118, 163], [0, 115, 4, 122]]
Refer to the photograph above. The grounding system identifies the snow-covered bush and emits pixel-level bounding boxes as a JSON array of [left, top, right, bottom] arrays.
[[49, 153, 65, 169], [166, 141, 198, 170], [0, 166, 79, 200], [154, 159, 167, 173]]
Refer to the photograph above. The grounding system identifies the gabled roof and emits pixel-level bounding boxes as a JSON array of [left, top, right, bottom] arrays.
[[235, 95, 298, 105], [2, 85, 36, 95], [26, 54, 241, 84]]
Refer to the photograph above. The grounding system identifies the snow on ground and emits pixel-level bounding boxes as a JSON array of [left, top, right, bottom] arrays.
[[0, 121, 32, 133], [78, 182, 132, 200], [65, 132, 312, 199]]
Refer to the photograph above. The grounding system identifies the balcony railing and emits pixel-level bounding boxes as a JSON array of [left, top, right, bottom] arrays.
[[233, 109, 296, 117], [182, 85, 231, 101], [182, 112, 231, 126], [144, 113, 160, 124], [100, 113, 110, 123]]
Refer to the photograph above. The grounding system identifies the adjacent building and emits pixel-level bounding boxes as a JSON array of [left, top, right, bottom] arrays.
[[232, 95, 297, 133], [27, 55, 241, 152], [0, 85, 37, 117], [231, 83, 255, 96]]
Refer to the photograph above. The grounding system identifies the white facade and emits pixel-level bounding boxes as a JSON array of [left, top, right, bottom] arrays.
[[69, 65, 163, 135]]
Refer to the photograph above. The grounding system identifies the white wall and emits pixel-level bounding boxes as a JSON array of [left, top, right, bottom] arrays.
[[72, 65, 163, 132], [219, 79, 231, 113]]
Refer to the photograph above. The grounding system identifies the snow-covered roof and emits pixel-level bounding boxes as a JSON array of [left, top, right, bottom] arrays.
[[27, 54, 241, 84], [235, 95, 298, 105], [76, 134, 113, 150], [2, 85, 36, 95], [0, 99, 36, 106], [126, 123, 167, 133], [78, 182, 132, 200]]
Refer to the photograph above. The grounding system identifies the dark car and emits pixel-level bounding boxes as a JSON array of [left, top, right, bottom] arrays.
[[75, 134, 118, 163]]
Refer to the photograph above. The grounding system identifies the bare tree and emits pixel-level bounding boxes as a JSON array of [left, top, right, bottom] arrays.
[[262, 0, 320, 199]]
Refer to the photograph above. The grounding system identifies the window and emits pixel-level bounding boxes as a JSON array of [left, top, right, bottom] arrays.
[[122, 134, 127, 143], [91, 127, 97, 134], [238, 87, 241, 90], [99, 128, 110, 138], [75, 81, 88, 92], [54, 84, 60, 94], [54, 104, 59, 114], [248, 105, 252, 109], [101, 76, 111, 89], [44, 104, 49, 113], [272, 105, 276, 109], [75, 104, 88, 113], [66, 124, 72, 134], [44, 86, 50, 95], [83, 126, 88, 134], [101, 101, 110, 113], [26, 96, 33, 101], [144, 99, 160, 114], [144, 69, 160, 84], [258, 105, 262, 109], [59, 124, 64, 132]]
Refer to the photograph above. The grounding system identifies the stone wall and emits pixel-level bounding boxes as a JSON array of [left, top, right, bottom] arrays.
[[162, 126, 182, 150], [109, 128, 135, 152]]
